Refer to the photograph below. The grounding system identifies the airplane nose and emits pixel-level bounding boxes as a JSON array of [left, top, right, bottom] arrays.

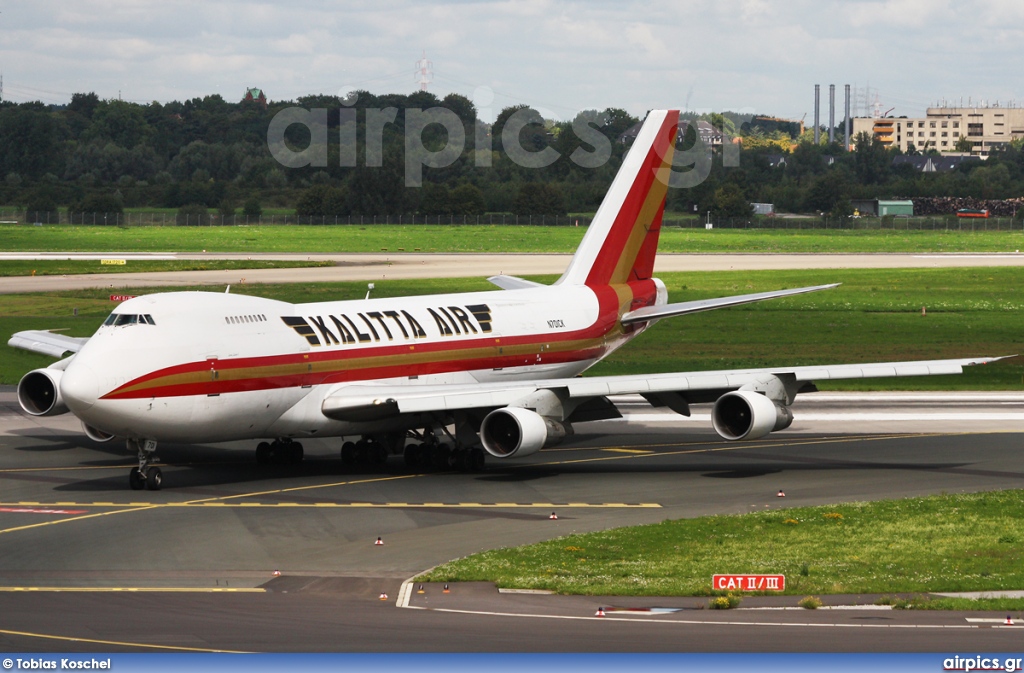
[[60, 362, 100, 413]]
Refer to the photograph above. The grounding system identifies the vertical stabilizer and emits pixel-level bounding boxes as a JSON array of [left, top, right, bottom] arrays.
[[557, 109, 679, 287]]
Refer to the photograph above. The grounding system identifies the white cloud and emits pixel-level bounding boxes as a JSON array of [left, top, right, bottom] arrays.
[[1, 0, 1023, 119]]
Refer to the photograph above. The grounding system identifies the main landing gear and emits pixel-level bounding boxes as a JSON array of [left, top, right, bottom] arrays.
[[127, 438, 162, 491], [337, 429, 486, 473], [255, 438, 304, 465], [400, 425, 486, 473], [402, 441, 485, 472], [341, 437, 388, 467]]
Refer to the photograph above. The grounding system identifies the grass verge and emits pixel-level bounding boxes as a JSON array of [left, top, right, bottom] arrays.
[[3, 224, 1024, 254], [1, 267, 1021, 386], [417, 491, 1024, 598]]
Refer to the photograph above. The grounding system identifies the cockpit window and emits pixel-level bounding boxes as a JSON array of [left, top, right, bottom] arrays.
[[103, 313, 156, 327]]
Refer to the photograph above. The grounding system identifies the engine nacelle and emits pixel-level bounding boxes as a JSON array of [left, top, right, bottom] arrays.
[[480, 407, 572, 459], [83, 423, 116, 442], [712, 390, 794, 441], [17, 368, 69, 417]]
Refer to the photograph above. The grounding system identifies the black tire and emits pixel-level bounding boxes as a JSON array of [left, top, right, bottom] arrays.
[[145, 466, 163, 491], [256, 442, 271, 464], [129, 467, 145, 490], [432, 443, 451, 470], [355, 440, 370, 464], [467, 448, 486, 472], [290, 442, 304, 464], [373, 444, 388, 465], [341, 441, 357, 466]]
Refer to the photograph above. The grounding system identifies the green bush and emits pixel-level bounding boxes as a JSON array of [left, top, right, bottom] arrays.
[[798, 596, 823, 609], [709, 594, 741, 609], [176, 203, 210, 226]]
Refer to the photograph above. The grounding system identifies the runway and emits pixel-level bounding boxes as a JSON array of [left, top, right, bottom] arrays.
[[2, 388, 1024, 652], [3, 252, 1024, 292]]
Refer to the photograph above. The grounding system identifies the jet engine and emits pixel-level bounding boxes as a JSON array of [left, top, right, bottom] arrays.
[[480, 407, 572, 459], [712, 390, 793, 441], [17, 368, 69, 417], [83, 423, 116, 442]]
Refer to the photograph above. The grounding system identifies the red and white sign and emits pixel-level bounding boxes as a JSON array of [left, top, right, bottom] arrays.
[[713, 574, 785, 591], [110, 295, 137, 302]]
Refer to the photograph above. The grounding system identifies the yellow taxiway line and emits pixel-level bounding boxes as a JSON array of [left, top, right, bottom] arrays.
[[0, 501, 661, 509], [0, 627, 250, 653]]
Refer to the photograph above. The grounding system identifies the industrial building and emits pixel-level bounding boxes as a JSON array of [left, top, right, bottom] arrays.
[[852, 106, 1024, 157]]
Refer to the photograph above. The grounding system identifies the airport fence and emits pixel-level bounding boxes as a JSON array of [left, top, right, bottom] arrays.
[[2, 210, 1023, 231]]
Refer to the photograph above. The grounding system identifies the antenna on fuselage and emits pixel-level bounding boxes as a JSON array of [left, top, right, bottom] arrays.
[[225, 285, 231, 294], [365, 283, 375, 300]]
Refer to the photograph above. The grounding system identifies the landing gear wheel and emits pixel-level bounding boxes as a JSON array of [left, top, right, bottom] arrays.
[[289, 442, 304, 464], [467, 448, 486, 472], [256, 442, 272, 465], [432, 443, 452, 470], [373, 444, 388, 465], [341, 441, 357, 466], [129, 467, 145, 490], [145, 466, 163, 491], [404, 444, 420, 468]]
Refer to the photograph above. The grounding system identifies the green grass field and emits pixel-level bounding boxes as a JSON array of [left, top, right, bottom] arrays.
[[2, 267, 1021, 387], [418, 490, 1024, 604], [3, 224, 1024, 254]]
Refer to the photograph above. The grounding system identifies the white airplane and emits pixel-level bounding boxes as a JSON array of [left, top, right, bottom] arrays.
[[9, 109, 1006, 490]]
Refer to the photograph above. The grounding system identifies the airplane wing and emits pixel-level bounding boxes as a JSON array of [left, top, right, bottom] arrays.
[[8, 330, 89, 358], [321, 355, 1011, 422]]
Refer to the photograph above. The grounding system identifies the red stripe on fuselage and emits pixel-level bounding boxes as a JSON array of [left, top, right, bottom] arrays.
[[101, 282, 658, 401]]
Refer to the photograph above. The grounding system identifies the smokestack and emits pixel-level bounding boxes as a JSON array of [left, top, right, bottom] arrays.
[[844, 84, 851, 151], [829, 84, 836, 144], [814, 85, 820, 145]]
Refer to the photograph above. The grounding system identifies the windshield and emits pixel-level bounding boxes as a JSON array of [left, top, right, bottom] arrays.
[[103, 313, 155, 326]]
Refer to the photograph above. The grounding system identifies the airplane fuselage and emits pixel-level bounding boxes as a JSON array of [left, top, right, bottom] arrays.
[[60, 279, 665, 443]]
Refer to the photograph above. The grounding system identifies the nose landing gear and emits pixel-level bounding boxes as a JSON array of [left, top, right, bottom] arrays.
[[127, 438, 162, 491]]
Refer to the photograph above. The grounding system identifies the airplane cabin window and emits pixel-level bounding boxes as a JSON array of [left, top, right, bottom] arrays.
[[114, 314, 139, 326]]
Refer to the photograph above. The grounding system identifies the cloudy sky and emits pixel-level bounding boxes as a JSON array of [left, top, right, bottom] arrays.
[[2, 0, 1023, 122]]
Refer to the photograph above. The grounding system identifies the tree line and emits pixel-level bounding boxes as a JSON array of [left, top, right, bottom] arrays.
[[3, 90, 1024, 222]]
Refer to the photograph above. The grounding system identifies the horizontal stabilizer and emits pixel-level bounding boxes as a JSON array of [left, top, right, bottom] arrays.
[[488, 275, 545, 290], [621, 283, 840, 325], [8, 330, 89, 358]]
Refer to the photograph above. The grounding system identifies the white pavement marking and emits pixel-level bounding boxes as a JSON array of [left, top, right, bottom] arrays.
[[396, 579, 415, 609], [403, 605, 982, 629], [0, 253, 178, 261]]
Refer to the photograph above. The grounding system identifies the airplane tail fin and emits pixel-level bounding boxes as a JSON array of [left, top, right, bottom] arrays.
[[557, 109, 680, 287]]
